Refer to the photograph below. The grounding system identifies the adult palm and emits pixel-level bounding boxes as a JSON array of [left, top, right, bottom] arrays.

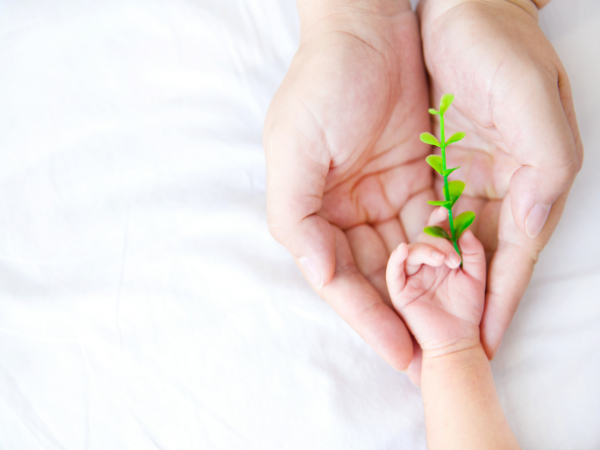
[[418, 0, 583, 360], [264, 4, 432, 370]]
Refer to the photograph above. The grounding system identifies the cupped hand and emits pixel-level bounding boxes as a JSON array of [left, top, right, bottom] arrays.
[[418, 0, 583, 358], [387, 229, 487, 356], [264, 1, 431, 370]]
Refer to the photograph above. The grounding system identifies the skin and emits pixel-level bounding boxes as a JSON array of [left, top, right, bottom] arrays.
[[264, 0, 582, 377], [418, 0, 583, 368], [264, 0, 431, 370], [387, 227, 521, 449]]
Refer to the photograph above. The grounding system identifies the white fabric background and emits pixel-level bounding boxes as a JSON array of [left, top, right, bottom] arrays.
[[0, 0, 599, 448]]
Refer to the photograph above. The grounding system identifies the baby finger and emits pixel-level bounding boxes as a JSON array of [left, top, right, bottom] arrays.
[[406, 243, 446, 275], [417, 233, 461, 269]]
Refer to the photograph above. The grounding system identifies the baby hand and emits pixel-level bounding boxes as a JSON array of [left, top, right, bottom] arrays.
[[386, 227, 486, 357]]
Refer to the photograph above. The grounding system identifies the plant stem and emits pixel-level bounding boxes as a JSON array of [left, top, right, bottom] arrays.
[[440, 113, 461, 258], [448, 209, 461, 258]]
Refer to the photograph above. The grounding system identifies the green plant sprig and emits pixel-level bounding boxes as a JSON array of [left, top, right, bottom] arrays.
[[420, 94, 475, 263]]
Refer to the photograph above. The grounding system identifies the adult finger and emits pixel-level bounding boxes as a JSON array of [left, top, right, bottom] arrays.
[[264, 93, 335, 289], [426, 206, 448, 227], [347, 223, 396, 305], [319, 226, 414, 371], [480, 189, 570, 358]]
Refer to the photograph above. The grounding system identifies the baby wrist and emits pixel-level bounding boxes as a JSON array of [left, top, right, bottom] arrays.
[[422, 340, 489, 374], [422, 342, 490, 377]]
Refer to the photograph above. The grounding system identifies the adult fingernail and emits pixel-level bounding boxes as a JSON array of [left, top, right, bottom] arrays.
[[299, 256, 323, 289], [449, 253, 461, 266], [432, 250, 444, 260], [526, 204, 551, 238]]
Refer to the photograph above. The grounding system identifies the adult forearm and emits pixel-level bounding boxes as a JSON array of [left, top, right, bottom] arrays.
[[421, 343, 521, 450]]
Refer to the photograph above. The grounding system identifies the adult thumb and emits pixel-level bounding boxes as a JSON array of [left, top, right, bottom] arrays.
[[494, 66, 582, 238], [263, 96, 336, 288]]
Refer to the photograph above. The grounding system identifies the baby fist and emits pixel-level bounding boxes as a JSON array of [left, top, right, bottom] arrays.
[[386, 230, 487, 356]]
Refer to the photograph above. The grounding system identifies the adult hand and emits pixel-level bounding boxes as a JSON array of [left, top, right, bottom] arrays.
[[418, 0, 583, 361], [264, 0, 432, 370]]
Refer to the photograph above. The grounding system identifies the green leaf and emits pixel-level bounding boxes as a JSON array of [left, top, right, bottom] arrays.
[[426, 155, 443, 175], [443, 166, 460, 177], [420, 132, 441, 147], [439, 94, 454, 114], [454, 211, 476, 239], [445, 132, 466, 146], [448, 180, 465, 206], [427, 200, 452, 207], [448, 180, 465, 198], [428, 108, 439, 115], [423, 226, 450, 240]]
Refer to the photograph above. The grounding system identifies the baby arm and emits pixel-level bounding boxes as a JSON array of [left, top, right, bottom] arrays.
[[387, 230, 521, 450]]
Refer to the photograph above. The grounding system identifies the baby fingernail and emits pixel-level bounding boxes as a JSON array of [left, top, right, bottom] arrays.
[[432, 250, 444, 260]]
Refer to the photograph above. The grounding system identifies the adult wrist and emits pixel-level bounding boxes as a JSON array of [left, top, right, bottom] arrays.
[[295, 0, 412, 34], [503, 0, 547, 15], [419, 0, 540, 20]]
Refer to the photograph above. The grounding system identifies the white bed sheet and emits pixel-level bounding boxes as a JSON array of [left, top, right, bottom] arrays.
[[0, 0, 599, 449]]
